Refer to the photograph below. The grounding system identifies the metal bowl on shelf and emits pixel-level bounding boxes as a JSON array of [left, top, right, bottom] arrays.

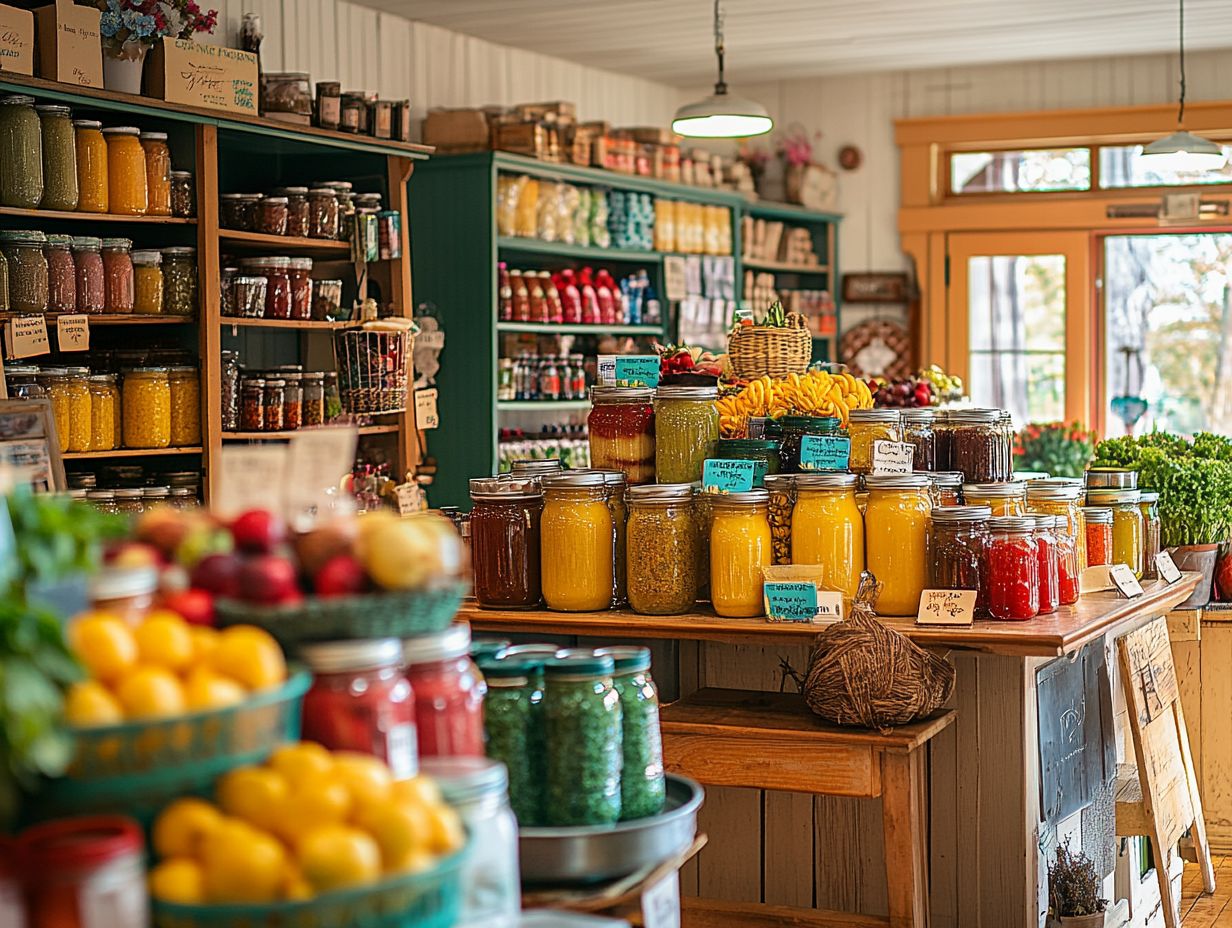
[[519, 774, 703, 885]]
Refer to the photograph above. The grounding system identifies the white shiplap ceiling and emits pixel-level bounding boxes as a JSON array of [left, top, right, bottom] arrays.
[[358, 0, 1232, 85]]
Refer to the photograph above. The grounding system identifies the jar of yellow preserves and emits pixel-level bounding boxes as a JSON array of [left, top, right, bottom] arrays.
[[709, 489, 773, 618], [963, 481, 1026, 516], [139, 132, 172, 216], [58, 366, 92, 453], [87, 374, 119, 451], [791, 473, 864, 601], [1026, 481, 1087, 570], [131, 249, 163, 314], [167, 365, 201, 446], [74, 119, 108, 213], [103, 127, 148, 215], [864, 474, 932, 616], [1087, 488, 1144, 578], [692, 483, 712, 596], [847, 408, 901, 475], [540, 472, 614, 612], [596, 469, 628, 606], [626, 484, 698, 615], [653, 386, 718, 484], [122, 367, 171, 449], [37, 368, 69, 451]]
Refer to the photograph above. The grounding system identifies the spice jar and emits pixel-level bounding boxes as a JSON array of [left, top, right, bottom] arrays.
[[73, 119, 108, 213], [1027, 481, 1088, 570], [950, 409, 1011, 482], [162, 247, 197, 316], [510, 458, 564, 478], [790, 473, 864, 601], [315, 82, 342, 129], [1033, 515, 1060, 615], [654, 385, 718, 484], [170, 170, 195, 218], [0, 230, 48, 313], [139, 131, 172, 215], [588, 386, 655, 484], [626, 483, 698, 615], [302, 371, 325, 427], [324, 370, 341, 420], [220, 350, 241, 431], [103, 127, 147, 215], [1083, 507, 1113, 567], [930, 505, 992, 614], [1139, 491, 1161, 580], [308, 186, 341, 238], [264, 378, 286, 431], [131, 249, 163, 314], [988, 516, 1040, 621], [929, 471, 964, 508], [36, 104, 78, 211], [232, 275, 267, 317], [713, 438, 780, 486], [300, 638, 418, 777], [963, 481, 1026, 516], [287, 256, 313, 319], [709, 488, 773, 618], [279, 185, 310, 236], [257, 195, 289, 235], [220, 192, 260, 230], [122, 367, 171, 448], [112, 487, 144, 515], [45, 234, 76, 313], [0, 95, 43, 209], [476, 655, 544, 825], [902, 408, 936, 471], [864, 474, 933, 616], [543, 651, 622, 825], [72, 236, 105, 313], [167, 366, 201, 446], [764, 473, 796, 566], [170, 487, 196, 509], [277, 370, 301, 430], [1087, 488, 1145, 577], [470, 477, 543, 609], [101, 237, 134, 312], [404, 623, 487, 758], [87, 374, 120, 452], [241, 377, 266, 431], [86, 489, 118, 514], [848, 408, 902, 475], [596, 645, 665, 820], [777, 415, 842, 474], [539, 471, 613, 612]]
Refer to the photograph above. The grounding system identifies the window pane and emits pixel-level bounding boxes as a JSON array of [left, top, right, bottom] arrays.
[[970, 351, 1066, 425], [951, 148, 1091, 194], [1099, 144, 1232, 188]]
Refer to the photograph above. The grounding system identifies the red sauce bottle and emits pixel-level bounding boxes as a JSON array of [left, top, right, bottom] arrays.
[[578, 267, 601, 325], [557, 270, 582, 324], [594, 269, 617, 325]]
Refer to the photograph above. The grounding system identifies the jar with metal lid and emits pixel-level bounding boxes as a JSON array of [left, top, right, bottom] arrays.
[[1027, 481, 1088, 570], [847, 408, 902, 475], [308, 186, 341, 238], [280, 371, 302, 430], [86, 489, 118, 514], [101, 238, 133, 312], [169, 486, 197, 509], [596, 469, 628, 606], [301, 638, 418, 776], [470, 477, 543, 609], [777, 415, 841, 474], [626, 483, 698, 615], [73, 119, 107, 213], [963, 481, 1026, 516], [509, 458, 564, 478], [45, 234, 76, 313], [241, 377, 266, 431], [167, 366, 200, 446], [287, 256, 313, 319], [139, 131, 172, 215], [1053, 518, 1080, 605], [38, 368, 70, 450], [5, 365, 43, 400], [220, 192, 261, 230], [543, 651, 622, 825], [355, 192, 383, 212], [122, 367, 171, 448], [1087, 488, 1145, 577], [539, 471, 613, 611], [87, 374, 119, 452], [57, 367, 92, 453], [404, 623, 487, 758], [264, 378, 286, 431], [324, 370, 341, 420], [341, 92, 366, 133], [1032, 515, 1060, 615], [232, 274, 267, 317], [220, 350, 241, 431], [1140, 491, 1161, 580], [763, 473, 796, 565], [595, 645, 665, 820], [279, 186, 310, 236], [476, 654, 544, 825], [219, 265, 238, 315], [257, 195, 289, 235], [930, 505, 992, 614], [654, 385, 718, 484], [932, 409, 953, 471], [791, 473, 864, 600], [36, 104, 78, 211], [302, 371, 325, 427], [902, 408, 936, 471], [131, 249, 163, 314], [928, 471, 964, 507], [170, 170, 194, 217], [988, 516, 1040, 621], [709, 488, 773, 618], [254, 256, 292, 318], [103, 127, 147, 214], [1083, 507, 1113, 567], [0, 95, 43, 208], [1085, 468, 1138, 490], [161, 247, 197, 316], [950, 408, 1010, 482], [0, 230, 48, 313], [113, 487, 145, 515], [714, 438, 780, 485], [142, 487, 170, 509], [72, 236, 105, 313], [865, 474, 933, 616], [588, 385, 655, 484]]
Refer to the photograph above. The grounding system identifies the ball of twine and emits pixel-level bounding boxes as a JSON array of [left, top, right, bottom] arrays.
[[803, 573, 955, 731]]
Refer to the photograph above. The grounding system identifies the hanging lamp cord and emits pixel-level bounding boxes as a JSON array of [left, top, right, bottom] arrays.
[[713, 0, 728, 95], [1177, 0, 1187, 126]]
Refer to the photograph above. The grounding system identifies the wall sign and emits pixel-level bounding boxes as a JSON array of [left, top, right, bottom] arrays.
[[0, 3, 34, 76], [56, 315, 89, 352], [7, 315, 50, 360], [36, 0, 101, 86]]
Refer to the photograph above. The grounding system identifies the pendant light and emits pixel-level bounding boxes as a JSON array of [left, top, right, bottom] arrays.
[[672, 0, 772, 139], [1141, 0, 1227, 173]]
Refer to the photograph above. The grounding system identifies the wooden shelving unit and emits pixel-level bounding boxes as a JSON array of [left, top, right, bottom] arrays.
[[218, 229, 354, 256], [62, 447, 203, 460], [219, 318, 352, 331], [0, 206, 196, 225], [0, 313, 194, 325], [741, 257, 829, 274], [222, 424, 399, 441]]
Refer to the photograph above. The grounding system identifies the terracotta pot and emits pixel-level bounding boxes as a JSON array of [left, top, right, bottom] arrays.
[[103, 42, 149, 95], [1168, 543, 1219, 608], [1058, 913, 1106, 928]]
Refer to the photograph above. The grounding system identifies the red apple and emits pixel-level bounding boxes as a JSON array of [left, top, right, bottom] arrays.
[[190, 552, 243, 598], [231, 509, 286, 555], [161, 588, 216, 626], [314, 554, 367, 598], [239, 555, 300, 605]]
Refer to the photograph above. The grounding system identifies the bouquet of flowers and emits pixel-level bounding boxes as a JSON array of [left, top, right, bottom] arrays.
[[1014, 421, 1096, 477], [91, 0, 218, 53]]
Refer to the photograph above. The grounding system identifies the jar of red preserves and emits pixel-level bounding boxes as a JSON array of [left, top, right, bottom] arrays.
[[470, 477, 543, 608], [929, 505, 991, 614], [101, 237, 133, 313], [404, 623, 487, 759], [1083, 507, 1113, 567], [300, 638, 418, 779], [1032, 515, 1060, 615], [45, 234, 76, 313], [1055, 519, 1080, 605], [287, 256, 313, 319], [72, 236, 105, 313], [987, 516, 1039, 621], [588, 386, 655, 485]]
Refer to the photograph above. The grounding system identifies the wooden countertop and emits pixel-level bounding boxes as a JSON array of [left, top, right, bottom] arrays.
[[461, 572, 1201, 658]]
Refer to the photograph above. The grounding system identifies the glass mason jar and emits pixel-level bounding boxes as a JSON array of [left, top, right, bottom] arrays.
[[1140, 491, 1162, 580], [103, 127, 148, 215], [101, 237, 133, 312], [302, 371, 325, 427], [324, 370, 341, 420], [864, 474, 933, 616], [626, 483, 698, 616], [1083, 507, 1114, 567], [988, 516, 1040, 621], [1055, 520, 1080, 606], [38, 369, 68, 451], [588, 386, 655, 484], [72, 236, 105, 313], [288, 257, 313, 320], [309, 186, 341, 238], [220, 192, 256, 230], [220, 350, 241, 431], [509, 458, 564, 479], [0, 95, 43, 209], [122, 367, 171, 448], [775, 415, 839, 474], [36, 105, 78, 211], [257, 195, 289, 235], [998, 412, 1015, 480], [45, 234, 76, 313], [902, 408, 936, 471], [1027, 481, 1088, 570], [5, 365, 42, 400], [139, 132, 172, 216], [654, 385, 719, 484], [543, 651, 623, 826], [282, 371, 303, 430], [143, 487, 170, 511], [241, 377, 266, 431], [790, 473, 864, 601], [87, 374, 119, 452], [848, 408, 902, 475], [169, 487, 197, 509], [1085, 468, 1138, 491], [1033, 515, 1060, 615], [477, 654, 545, 826], [469, 477, 543, 609], [167, 366, 201, 446], [113, 487, 145, 515], [85, 489, 117, 513], [403, 623, 487, 759], [279, 185, 310, 236], [264, 378, 286, 431], [58, 367, 92, 453], [170, 170, 195, 218], [300, 638, 418, 777], [950, 408, 1010, 482], [963, 481, 1026, 516], [0, 230, 48, 313], [933, 409, 952, 471], [131, 249, 163, 314], [539, 471, 613, 612], [709, 488, 773, 618], [595, 646, 665, 821], [714, 438, 780, 486], [764, 473, 796, 566], [930, 505, 992, 615], [162, 247, 197, 316], [73, 119, 108, 213], [929, 471, 964, 508], [1087, 488, 1145, 578], [598, 470, 628, 607]]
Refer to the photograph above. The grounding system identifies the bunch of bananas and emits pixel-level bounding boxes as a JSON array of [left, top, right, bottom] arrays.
[[717, 370, 873, 437]]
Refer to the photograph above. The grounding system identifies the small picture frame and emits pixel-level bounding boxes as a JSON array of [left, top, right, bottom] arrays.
[[842, 272, 911, 305], [0, 399, 66, 493]]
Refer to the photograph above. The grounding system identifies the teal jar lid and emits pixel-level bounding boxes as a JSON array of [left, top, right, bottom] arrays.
[[716, 439, 780, 454], [477, 655, 539, 678], [545, 651, 615, 677], [595, 645, 651, 673], [780, 415, 840, 432], [470, 638, 511, 661]]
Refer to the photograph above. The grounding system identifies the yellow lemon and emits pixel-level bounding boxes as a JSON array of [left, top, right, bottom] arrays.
[[183, 667, 246, 712], [135, 612, 195, 671], [353, 797, 429, 871], [149, 858, 205, 904], [279, 861, 314, 901], [189, 626, 220, 664], [115, 666, 185, 719], [216, 766, 289, 833], [64, 680, 124, 727], [210, 626, 286, 690], [153, 797, 223, 859], [69, 613, 137, 684], [268, 742, 334, 789], [390, 775, 443, 808], [270, 779, 353, 846], [201, 819, 286, 904], [424, 802, 466, 855], [297, 825, 382, 893], [332, 752, 393, 806]]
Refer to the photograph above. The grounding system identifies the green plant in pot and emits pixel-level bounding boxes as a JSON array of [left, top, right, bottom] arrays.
[[1048, 839, 1107, 927], [1015, 421, 1096, 478]]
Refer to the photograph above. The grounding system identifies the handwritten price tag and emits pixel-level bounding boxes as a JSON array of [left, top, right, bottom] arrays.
[[56, 314, 89, 352], [414, 388, 439, 429], [1156, 551, 1182, 585], [916, 589, 977, 626], [395, 482, 424, 516], [7, 315, 50, 359], [702, 458, 756, 493], [871, 440, 914, 475], [799, 434, 851, 471], [1080, 565, 1115, 594], [764, 582, 821, 623], [1110, 563, 1144, 598], [641, 871, 681, 928], [614, 355, 660, 387]]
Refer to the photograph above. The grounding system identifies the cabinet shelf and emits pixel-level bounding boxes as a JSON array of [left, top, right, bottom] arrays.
[[497, 236, 662, 263], [222, 425, 399, 441], [0, 206, 196, 225], [741, 257, 830, 275], [218, 229, 355, 257], [62, 447, 202, 460], [0, 313, 193, 325], [498, 400, 590, 412], [221, 318, 352, 331], [497, 322, 663, 336]]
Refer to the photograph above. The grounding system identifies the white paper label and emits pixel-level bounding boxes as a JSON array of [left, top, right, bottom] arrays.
[[215, 445, 288, 520], [597, 354, 616, 384], [663, 255, 689, 301], [1080, 565, 1116, 594], [1110, 563, 1144, 598], [395, 481, 423, 516], [414, 388, 439, 429], [7, 315, 49, 359], [416, 330, 445, 350], [871, 440, 914, 475], [284, 428, 358, 519], [815, 591, 845, 623], [916, 589, 977, 626], [642, 871, 681, 928], [1156, 551, 1182, 585], [56, 314, 89, 352], [386, 722, 419, 779]]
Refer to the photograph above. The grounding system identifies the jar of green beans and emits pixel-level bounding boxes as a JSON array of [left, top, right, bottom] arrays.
[[597, 646, 665, 820], [479, 654, 544, 825]]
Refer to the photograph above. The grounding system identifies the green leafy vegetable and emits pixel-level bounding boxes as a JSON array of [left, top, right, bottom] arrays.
[[4, 488, 126, 595]]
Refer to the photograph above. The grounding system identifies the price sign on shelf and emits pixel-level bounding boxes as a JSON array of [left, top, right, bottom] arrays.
[[56, 314, 89, 352], [799, 434, 851, 471], [1156, 551, 1182, 585], [916, 589, 977, 626], [414, 388, 439, 430], [871, 440, 914, 475], [764, 582, 830, 623], [1080, 565, 1116, 594], [642, 871, 681, 928], [701, 458, 755, 494], [7, 315, 49, 360], [614, 355, 660, 388], [1110, 563, 1144, 599]]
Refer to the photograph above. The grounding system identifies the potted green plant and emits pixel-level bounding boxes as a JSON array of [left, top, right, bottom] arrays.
[[90, 0, 219, 95], [1014, 422, 1096, 477], [1048, 840, 1107, 927]]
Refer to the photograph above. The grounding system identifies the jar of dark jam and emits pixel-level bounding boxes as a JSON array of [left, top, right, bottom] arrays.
[[929, 505, 991, 615], [928, 471, 964, 508], [278, 186, 310, 237], [470, 477, 543, 608], [170, 170, 195, 218], [777, 415, 842, 474], [949, 408, 1010, 483], [902, 408, 936, 471], [933, 409, 952, 471]]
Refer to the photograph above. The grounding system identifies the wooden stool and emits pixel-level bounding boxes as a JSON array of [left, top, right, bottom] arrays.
[[662, 688, 954, 928]]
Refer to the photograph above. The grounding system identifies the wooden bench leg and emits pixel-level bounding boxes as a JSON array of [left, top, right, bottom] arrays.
[[882, 750, 928, 928]]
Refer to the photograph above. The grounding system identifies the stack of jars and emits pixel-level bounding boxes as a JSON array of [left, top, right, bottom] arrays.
[[220, 255, 342, 321], [81, 484, 197, 514], [0, 95, 193, 217], [1085, 467, 1160, 580], [219, 182, 398, 254], [234, 366, 333, 433], [939, 408, 1014, 481]]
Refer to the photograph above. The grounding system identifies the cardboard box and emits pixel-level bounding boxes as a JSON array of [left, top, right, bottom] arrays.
[[0, 3, 34, 76], [422, 108, 492, 149], [493, 122, 548, 159], [36, 0, 101, 86], [146, 39, 258, 115]]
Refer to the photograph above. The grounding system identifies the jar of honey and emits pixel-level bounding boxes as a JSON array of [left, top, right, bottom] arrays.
[[103, 127, 148, 215], [73, 119, 108, 213], [131, 249, 164, 314], [709, 489, 773, 618], [864, 474, 932, 616], [539, 471, 613, 612], [139, 131, 172, 216]]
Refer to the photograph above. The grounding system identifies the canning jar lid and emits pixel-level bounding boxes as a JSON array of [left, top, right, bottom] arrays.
[[301, 638, 403, 672], [170, 487, 195, 498], [288, 257, 313, 270], [1139, 491, 1160, 503], [626, 482, 693, 502], [655, 385, 718, 399], [220, 192, 248, 200], [849, 408, 901, 423], [1086, 468, 1138, 489], [477, 654, 535, 679], [1032, 515, 1058, 530], [949, 408, 1001, 424], [262, 196, 289, 205], [170, 169, 192, 178], [71, 236, 102, 250], [964, 481, 1025, 498], [243, 377, 267, 388], [139, 131, 168, 141], [0, 229, 46, 245], [100, 237, 132, 249], [469, 476, 541, 500], [165, 365, 197, 374], [34, 104, 72, 116], [931, 505, 992, 523], [404, 623, 471, 665], [113, 489, 144, 499], [779, 415, 840, 430], [541, 471, 607, 489], [502, 643, 561, 662], [901, 408, 936, 423], [707, 488, 770, 508], [45, 234, 72, 248], [310, 186, 339, 195], [19, 815, 142, 871], [320, 180, 354, 191], [73, 118, 102, 129], [63, 366, 90, 376], [716, 438, 780, 452], [794, 472, 859, 489], [0, 94, 34, 105], [590, 385, 654, 403], [762, 474, 796, 490], [85, 490, 116, 500], [277, 185, 310, 195], [102, 126, 140, 136], [544, 651, 615, 677], [130, 249, 162, 265], [1082, 507, 1114, 524], [1026, 482, 1082, 501], [127, 365, 169, 374], [143, 487, 170, 498], [865, 474, 931, 490], [989, 515, 1037, 534], [509, 458, 563, 476], [929, 471, 965, 487], [595, 645, 651, 673], [264, 378, 287, 388], [471, 637, 511, 659], [162, 246, 196, 257], [1087, 488, 1142, 505]]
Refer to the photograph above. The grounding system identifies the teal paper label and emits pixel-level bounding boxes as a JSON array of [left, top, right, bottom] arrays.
[[764, 582, 819, 622], [799, 435, 851, 471], [702, 458, 756, 493], [614, 356, 660, 387]]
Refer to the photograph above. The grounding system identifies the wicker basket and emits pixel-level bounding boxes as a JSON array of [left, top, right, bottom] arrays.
[[334, 324, 412, 415], [728, 312, 811, 380]]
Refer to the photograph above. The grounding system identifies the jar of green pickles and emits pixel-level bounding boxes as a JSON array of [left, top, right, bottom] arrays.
[[0, 95, 43, 209], [1087, 488, 1145, 578], [714, 438, 780, 485], [35, 105, 77, 211], [653, 385, 718, 483], [543, 651, 623, 826], [626, 483, 698, 615], [162, 247, 197, 316], [595, 646, 665, 820], [478, 654, 545, 825], [1140, 491, 1161, 580]]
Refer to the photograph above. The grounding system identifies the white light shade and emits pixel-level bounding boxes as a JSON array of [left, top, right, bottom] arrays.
[[1140, 129, 1228, 173], [672, 93, 773, 139]]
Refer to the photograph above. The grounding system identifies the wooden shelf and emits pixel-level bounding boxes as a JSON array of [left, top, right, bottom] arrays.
[[497, 400, 590, 412], [744, 199, 844, 223], [741, 257, 829, 274], [0, 313, 193, 325], [0, 206, 196, 225], [222, 425, 399, 441], [497, 236, 662, 263], [62, 446, 202, 460], [219, 229, 354, 257], [497, 322, 663, 336], [220, 317, 352, 331]]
